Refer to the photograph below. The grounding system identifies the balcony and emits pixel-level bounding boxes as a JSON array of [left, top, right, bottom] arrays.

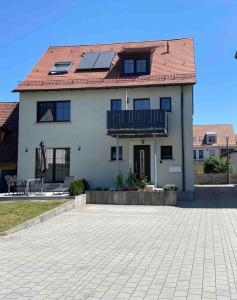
[[107, 109, 168, 138]]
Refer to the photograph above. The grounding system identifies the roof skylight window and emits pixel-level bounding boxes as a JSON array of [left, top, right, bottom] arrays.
[[49, 61, 72, 75]]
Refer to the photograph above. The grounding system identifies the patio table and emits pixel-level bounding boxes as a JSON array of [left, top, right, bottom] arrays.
[[25, 178, 41, 196]]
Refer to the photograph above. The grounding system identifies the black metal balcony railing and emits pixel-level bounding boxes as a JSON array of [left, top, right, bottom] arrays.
[[107, 109, 168, 137]]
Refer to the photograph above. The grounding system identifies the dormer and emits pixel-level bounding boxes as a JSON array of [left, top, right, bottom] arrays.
[[118, 46, 155, 76], [205, 131, 217, 144]]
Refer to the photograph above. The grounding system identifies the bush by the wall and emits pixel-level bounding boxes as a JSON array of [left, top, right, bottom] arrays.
[[81, 178, 90, 192], [204, 157, 232, 174], [69, 180, 84, 196]]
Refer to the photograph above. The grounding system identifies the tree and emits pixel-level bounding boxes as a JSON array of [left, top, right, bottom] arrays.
[[204, 157, 232, 174]]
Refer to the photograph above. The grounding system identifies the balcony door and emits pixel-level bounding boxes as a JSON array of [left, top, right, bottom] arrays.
[[134, 145, 151, 181]]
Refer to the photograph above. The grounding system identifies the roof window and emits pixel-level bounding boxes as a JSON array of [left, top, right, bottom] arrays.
[[49, 61, 72, 75]]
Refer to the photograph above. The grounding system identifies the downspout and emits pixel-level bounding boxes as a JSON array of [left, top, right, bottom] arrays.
[[181, 85, 185, 191]]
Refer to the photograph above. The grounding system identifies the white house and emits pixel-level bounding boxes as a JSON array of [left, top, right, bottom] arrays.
[[14, 38, 196, 192]]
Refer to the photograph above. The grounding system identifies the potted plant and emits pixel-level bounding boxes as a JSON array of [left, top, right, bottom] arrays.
[[163, 184, 178, 206]]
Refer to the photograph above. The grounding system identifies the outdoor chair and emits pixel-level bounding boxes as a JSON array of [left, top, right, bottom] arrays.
[[5, 175, 26, 195], [52, 176, 76, 194]]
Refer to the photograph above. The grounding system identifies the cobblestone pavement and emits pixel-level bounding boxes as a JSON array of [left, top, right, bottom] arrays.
[[1, 187, 237, 300]]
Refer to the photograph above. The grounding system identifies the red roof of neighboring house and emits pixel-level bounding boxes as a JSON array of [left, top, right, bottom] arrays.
[[193, 124, 236, 147], [13, 38, 196, 92], [0, 102, 19, 164], [0, 102, 19, 131]]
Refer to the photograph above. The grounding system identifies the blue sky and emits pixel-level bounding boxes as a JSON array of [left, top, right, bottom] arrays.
[[1, 0, 237, 129]]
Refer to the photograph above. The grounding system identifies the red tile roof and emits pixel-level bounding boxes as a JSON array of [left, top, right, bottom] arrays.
[[0, 102, 19, 164], [193, 124, 236, 147], [0, 102, 19, 130], [14, 38, 196, 92]]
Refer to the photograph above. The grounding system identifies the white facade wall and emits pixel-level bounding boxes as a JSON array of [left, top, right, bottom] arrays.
[[18, 85, 194, 191]]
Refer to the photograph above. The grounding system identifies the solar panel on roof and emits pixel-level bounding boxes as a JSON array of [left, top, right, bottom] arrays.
[[77, 51, 115, 70], [77, 52, 100, 70], [93, 51, 116, 69]]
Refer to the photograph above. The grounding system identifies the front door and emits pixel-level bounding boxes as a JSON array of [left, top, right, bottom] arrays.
[[134, 145, 151, 181]]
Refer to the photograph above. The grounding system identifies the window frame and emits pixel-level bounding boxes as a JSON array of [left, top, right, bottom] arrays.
[[199, 149, 204, 159], [133, 98, 150, 110], [35, 147, 70, 183], [37, 100, 71, 123], [111, 99, 122, 111], [209, 149, 215, 157], [160, 97, 172, 112], [161, 145, 173, 160], [193, 149, 197, 160], [207, 135, 216, 144], [111, 146, 123, 161], [49, 61, 73, 75], [122, 57, 149, 76]]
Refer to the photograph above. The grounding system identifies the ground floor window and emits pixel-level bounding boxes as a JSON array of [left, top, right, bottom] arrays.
[[36, 148, 70, 183], [199, 149, 204, 159], [161, 146, 173, 160], [111, 146, 122, 160], [193, 150, 196, 159], [210, 149, 215, 157]]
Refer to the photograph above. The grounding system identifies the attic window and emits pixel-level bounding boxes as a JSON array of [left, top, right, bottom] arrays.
[[49, 61, 72, 75]]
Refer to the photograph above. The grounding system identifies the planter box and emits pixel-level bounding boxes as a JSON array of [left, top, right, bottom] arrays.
[[86, 190, 175, 206], [164, 191, 177, 206]]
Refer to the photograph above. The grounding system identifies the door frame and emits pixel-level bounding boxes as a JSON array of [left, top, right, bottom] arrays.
[[129, 140, 154, 184]]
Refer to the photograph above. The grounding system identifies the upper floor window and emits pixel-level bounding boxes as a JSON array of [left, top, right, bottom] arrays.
[[111, 99, 122, 111], [37, 101, 70, 122], [160, 97, 171, 112], [123, 58, 148, 75], [199, 136, 203, 142], [49, 61, 72, 75], [193, 136, 196, 143], [134, 99, 150, 110], [207, 135, 216, 144]]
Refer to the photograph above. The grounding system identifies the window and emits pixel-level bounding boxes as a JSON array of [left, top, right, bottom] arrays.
[[124, 59, 135, 74], [36, 148, 70, 183], [193, 150, 197, 159], [199, 136, 203, 142], [111, 147, 122, 160], [193, 136, 196, 143], [160, 97, 171, 112], [199, 150, 204, 159], [111, 99, 122, 111], [123, 58, 148, 75], [208, 135, 216, 144], [37, 101, 70, 122], [136, 59, 147, 73], [49, 61, 72, 75], [161, 146, 173, 160], [134, 99, 150, 110], [210, 149, 215, 157]]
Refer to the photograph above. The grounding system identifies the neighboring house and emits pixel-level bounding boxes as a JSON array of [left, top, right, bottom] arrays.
[[0, 102, 19, 192], [13, 38, 196, 192], [193, 124, 237, 174]]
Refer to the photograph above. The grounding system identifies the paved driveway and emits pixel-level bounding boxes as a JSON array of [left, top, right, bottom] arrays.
[[1, 187, 237, 300]]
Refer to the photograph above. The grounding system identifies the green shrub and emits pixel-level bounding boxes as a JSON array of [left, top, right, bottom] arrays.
[[204, 157, 232, 174], [81, 178, 90, 192], [126, 171, 137, 190], [137, 176, 149, 190], [115, 173, 124, 190], [163, 184, 178, 192], [69, 180, 84, 196]]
